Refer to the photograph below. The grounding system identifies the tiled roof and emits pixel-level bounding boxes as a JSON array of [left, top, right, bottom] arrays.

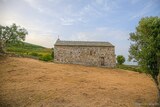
[[54, 40, 114, 47]]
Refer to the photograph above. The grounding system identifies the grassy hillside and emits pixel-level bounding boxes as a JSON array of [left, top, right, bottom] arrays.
[[6, 42, 53, 61], [0, 57, 157, 107]]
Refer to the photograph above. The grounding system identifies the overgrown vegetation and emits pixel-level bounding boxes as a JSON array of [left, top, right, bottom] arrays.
[[116, 64, 143, 73], [39, 54, 53, 61], [116, 55, 142, 73], [6, 42, 53, 62]]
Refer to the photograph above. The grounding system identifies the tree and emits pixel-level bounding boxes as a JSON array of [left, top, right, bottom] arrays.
[[128, 16, 160, 101], [116, 55, 125, 65], [0, 23, 28, 53]]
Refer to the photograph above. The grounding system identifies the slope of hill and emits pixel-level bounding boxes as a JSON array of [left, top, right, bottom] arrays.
[[0, 57, 158, 107], [6, 42, 53, 61]]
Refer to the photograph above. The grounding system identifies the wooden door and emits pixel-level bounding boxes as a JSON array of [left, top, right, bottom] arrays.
[[100, 57, 104, 66]]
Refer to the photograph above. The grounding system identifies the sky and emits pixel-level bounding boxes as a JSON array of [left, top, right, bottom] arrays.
[[0, 0, 160, 64]]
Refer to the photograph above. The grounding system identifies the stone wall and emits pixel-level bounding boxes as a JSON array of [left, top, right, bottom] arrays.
[[54, 46, 116, 67]]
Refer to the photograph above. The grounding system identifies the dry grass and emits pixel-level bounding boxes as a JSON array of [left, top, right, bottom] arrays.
[[0, 57, 158, 107]]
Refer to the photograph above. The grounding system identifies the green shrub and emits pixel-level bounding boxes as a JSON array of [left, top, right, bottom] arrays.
[[39, 54, 52, 61], [116, 55, 125, 65], [29, 52, 39, 57]]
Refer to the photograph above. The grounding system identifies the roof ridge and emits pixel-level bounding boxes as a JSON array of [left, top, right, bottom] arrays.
[[59, 40, 110, 43], [55, 40, 114, 47]]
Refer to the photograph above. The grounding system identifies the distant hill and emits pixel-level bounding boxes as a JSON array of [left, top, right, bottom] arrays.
[[20, 42, 46, 49], [6, 42, 53, 61]]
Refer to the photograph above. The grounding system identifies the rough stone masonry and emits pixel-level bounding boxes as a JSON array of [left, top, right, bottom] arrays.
[[54, 39, 116, 67]]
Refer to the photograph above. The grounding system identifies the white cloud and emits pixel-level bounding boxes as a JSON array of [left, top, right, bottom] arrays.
[[0, 4, 59, 48], [23, 0, 44, 13], [70, 32, 90, 41], [70, 27, 129, 41], [21, 0, 119, 26], [60, 17, 76, 26], [25, 33, 57, 48], [1, 17, 58, 48]]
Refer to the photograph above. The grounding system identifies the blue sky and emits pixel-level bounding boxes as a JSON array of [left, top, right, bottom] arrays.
[[0, 0, 160, 64]]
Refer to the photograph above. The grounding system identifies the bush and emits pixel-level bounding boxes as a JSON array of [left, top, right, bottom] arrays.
[[116, 55, 125, 65], [29, 52, 39, 57], [116, 64, 143, 73], [39, 54, 52, 61]]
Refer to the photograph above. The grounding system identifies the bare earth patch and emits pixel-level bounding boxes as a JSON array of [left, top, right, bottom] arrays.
[[0, 57, 158, 107]]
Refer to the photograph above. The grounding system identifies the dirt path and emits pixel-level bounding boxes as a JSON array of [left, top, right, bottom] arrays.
[[0, 57, 158, 107]]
